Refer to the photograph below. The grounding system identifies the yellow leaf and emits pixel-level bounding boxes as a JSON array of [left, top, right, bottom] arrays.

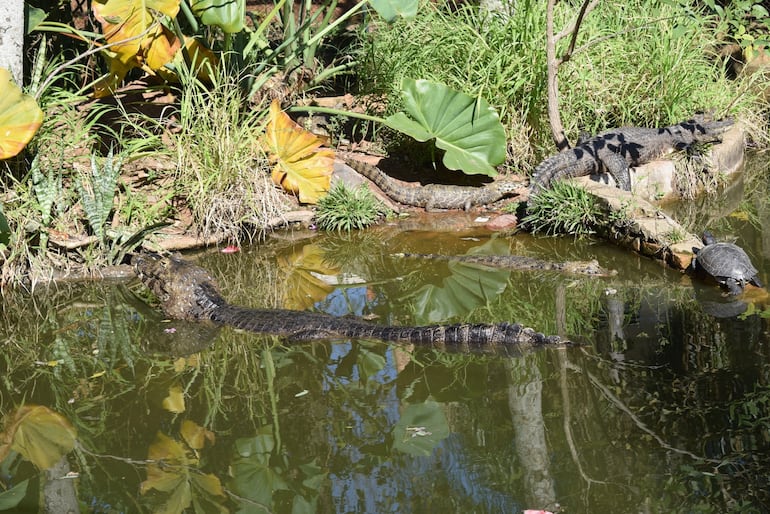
[[92, 0, 182, 96], [278, 243, 338, 309], [0, 69, 43, 159], [162, 385, 186, 413], [263, 100, 334, 204], [1, 405, 77, 470], [180, 420, 215, 450]]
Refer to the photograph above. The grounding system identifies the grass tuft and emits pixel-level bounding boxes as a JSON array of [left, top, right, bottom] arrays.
[[315, 182, 387, 231], [523, 181, 603, 236]]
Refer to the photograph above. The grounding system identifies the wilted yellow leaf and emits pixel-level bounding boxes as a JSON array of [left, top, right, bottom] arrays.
[[0, 69, 43, 159], [92, 0, 182, 96], [263, 100, 334, 204], [0, 405, 76, 470], [162, 385, 186, 413], [180, 420, 215, 450], [278, 243, 337, 309]]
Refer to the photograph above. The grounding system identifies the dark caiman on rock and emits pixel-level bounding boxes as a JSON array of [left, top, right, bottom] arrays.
[[393, 253, 617, 277], [133, 254, 567, 349], [529, 114, 734, 194], [344, 158, 521, 210]]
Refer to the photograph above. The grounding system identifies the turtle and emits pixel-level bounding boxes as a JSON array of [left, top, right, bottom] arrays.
[[692, 231, 763, 295]]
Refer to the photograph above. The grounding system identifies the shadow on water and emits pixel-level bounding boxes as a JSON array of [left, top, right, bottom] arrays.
[[2, 157, 770, 512]]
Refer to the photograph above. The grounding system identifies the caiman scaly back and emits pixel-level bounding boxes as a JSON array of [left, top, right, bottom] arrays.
[[530, 115, 734, 194], [133, 254, 568, 350]]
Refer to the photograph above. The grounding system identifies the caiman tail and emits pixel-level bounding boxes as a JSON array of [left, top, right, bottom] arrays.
[[134, 254, 567, 350]]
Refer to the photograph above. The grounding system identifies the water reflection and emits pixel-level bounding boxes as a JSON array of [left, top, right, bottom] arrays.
[[2, 160, 770, 512]]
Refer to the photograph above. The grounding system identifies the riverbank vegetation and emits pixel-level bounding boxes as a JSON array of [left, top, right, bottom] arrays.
[[0, 0, 768, 286]]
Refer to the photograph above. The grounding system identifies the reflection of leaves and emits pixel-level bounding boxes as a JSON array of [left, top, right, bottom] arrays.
[[0, 405, 77, 470], [162, 385, 186, 413], [278, 243, 338, 310], [140, 432, 227, 514], [357, 347, 386, 383], [263, 100, 334, 204], [392, 401, 450, 456], [230, 426, 290, 508], [0, 478, 28, 510], [411, 240, 511, 323], [181, 419, 215, 450]]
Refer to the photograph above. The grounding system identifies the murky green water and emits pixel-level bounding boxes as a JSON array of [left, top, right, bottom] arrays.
[[2, 159, 770, 513]]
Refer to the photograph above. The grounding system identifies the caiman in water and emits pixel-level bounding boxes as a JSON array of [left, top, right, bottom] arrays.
[[529, 114, 734, 194], [133, 253, 567, 349], [393, 253, 617, 277], [344, 158, 521, 211]]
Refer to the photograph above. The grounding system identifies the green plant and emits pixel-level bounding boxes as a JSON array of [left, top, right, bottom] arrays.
[[74, 148, 122, 244], [315, 182, 387, 231], [523, 181, 603, 236]]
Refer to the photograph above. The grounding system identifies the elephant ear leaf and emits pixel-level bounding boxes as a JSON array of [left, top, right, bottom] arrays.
[[0, 68, 43, 159], [384, 78, 506, 177], [263, 100, 334, 205], [368, 0, 418, 22]]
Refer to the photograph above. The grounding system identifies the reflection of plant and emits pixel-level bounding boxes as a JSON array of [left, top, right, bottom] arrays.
[[315, 182, 387, 231], [524, 181, 603, 236]]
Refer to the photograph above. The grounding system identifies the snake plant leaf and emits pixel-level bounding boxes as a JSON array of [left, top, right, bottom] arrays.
[[0, 69, 43, 159], [384, 78, 506, 176], [368, 0, 418, 22], [263, 100, 334, 204], [191, 0, 245, 33], [92, 0, 181, 96], [0, 405, 77, 470]]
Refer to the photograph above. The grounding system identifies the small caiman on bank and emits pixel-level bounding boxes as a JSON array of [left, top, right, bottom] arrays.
[[344, 158, 520, 210], [529, 115, 734, 194], [393, 253, 617, 277], [133, 254, 567, 349]]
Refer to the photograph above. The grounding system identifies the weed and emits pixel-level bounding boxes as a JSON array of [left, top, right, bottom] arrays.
[[172, 64, 290, 241], [315, 182, 387, 231], [523, 181, 603, 236]]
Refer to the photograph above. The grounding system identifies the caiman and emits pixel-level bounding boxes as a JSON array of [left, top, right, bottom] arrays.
[[133, 254, 568, 349], [393, 253, 617, 277], [529, 114, 734, 194], [344, 158, 521, 210]]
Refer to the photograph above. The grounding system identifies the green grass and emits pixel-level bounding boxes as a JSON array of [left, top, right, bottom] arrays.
[[172, 64, 289, 241], [315, 182, 387, 231], [523, 181, 604, 236]]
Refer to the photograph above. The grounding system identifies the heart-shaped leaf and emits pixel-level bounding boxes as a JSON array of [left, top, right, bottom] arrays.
[[385, 78, 506, 176], [0, 69, 43, 159], [263, 100, 334, 204]]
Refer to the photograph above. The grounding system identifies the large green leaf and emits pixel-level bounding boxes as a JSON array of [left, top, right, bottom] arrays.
[[191, 0, 245, 33], [384, 79, 506, 176], [368, 0, 418, 22]]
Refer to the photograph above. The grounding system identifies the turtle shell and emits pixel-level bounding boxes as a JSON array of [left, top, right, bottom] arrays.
[[694, 242, 759, 286]]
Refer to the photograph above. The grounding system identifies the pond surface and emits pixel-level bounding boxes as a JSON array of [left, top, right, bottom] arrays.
[[2, 159, 770, 513]]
